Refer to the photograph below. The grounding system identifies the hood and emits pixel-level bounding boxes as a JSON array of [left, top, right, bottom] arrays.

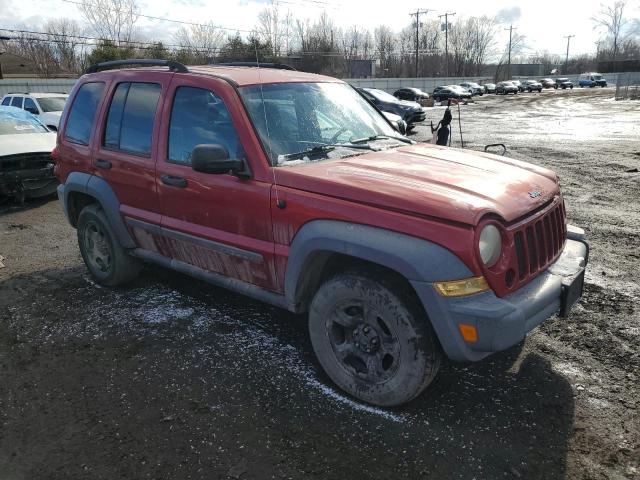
[[0, 133, 56, 157], [397, 99, 421, 109], [275, 143, 560, 226]]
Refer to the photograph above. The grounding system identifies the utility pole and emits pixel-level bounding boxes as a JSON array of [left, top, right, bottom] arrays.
[[505, 25, 516, 79], [439, 12, 456, 77], [563, 35, 574, 74], [409, 9, 430, 78]]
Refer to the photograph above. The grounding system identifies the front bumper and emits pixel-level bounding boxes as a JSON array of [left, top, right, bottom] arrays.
[[411, 233, 588, 362], [404, 110, 427, 124], [0, 164, 58, 199]]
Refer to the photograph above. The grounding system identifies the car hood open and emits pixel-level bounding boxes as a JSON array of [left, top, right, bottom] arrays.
[[275, 143, 560, 226]]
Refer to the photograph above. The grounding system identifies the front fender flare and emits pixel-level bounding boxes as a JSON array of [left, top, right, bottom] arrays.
[[284, 220, 473, 307]]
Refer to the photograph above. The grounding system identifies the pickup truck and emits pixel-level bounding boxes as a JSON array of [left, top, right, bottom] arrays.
[[54, 59, 589, 406]]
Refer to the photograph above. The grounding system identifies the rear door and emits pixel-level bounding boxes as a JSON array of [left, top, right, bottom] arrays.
[[153, 77, 277, 291], [10, 96, 23, 108], [92, 73, 168, 228]]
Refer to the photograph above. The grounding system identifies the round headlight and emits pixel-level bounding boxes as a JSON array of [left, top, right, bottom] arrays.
[[479, 225, 502, 266]]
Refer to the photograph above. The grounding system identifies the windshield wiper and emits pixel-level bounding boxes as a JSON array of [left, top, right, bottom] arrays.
[[350, 134, 412, 145], [281, 143, 375, 160]]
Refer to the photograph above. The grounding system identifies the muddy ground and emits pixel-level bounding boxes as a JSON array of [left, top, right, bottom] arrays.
[[0, 88, 638, 480]]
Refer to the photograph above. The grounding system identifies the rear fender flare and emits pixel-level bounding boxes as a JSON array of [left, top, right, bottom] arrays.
[[59, 172, 135, 248]]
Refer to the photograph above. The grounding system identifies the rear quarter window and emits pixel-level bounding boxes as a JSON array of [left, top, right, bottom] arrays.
[[65, 82, 105, 145], [1, 97, 11, 106]]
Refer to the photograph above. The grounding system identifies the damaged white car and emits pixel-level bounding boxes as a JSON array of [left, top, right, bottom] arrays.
[[0, 106, 57, 203]]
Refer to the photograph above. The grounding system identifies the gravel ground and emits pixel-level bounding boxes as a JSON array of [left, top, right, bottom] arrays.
[[0, 87, 638, 480]]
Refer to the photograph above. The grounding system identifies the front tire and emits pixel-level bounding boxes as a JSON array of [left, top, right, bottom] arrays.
[[309, 271, 441, 407], [77, 204, 141, 286]]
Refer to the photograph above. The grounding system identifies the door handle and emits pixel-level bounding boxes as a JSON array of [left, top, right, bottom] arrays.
[[161, 175, 187, 188], [94, 159, 112, 169]]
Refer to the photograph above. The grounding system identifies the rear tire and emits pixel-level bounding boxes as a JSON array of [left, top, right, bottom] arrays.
[[308, 271, 441, 407], [77, 204, 141, 286]]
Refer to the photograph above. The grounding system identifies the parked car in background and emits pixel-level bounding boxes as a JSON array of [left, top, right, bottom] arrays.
[[432, 85, 472, 102], [496, 81, 519, 94], [393, 87, 430, 106], [382, 111, 407, 135], [55, 58, 589, 407], [555, 78, 574, 89], [509, 80, 525, 92], [522, 80, 543, 92], [459, 82, 484, 96], [482, 83, 496, 94], [540, 78, 557, 89], [359, 87, 426, 130], [0, 106, 57, 202], [579, 73, 607, 87], [0, 93, 69, 131]]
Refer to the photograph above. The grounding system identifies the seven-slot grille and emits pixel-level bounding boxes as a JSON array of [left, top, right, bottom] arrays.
[[512, 200, 566, 281]]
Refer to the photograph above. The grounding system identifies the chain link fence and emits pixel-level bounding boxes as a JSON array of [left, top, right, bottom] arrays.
[[615, 73, 640, 100]]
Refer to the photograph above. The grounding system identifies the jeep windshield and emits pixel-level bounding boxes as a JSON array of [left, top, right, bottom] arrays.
[[239, 82, 404, 166]]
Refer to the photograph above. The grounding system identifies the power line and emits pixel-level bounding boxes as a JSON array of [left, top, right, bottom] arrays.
[[409, 8, 430, 78]]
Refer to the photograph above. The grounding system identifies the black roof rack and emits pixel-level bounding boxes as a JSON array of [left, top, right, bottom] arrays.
[[85, 59, 188, 74], [213, 62, 296, 71]]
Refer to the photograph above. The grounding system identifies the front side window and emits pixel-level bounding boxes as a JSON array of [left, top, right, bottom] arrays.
[[168, 86, 241, 165], [24, 98, 39, 114], [11, 97, 23, 108], [240, 82, 400, 166], [104, 82, 161, 155], [65, 82, 105, 145]]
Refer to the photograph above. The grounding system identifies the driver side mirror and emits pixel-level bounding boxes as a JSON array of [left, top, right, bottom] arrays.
[[191, 144, 244, 175]]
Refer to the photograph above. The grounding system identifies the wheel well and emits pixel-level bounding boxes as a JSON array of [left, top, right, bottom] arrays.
[[67, 191, 98, 227], [295, 252, 422, 314]]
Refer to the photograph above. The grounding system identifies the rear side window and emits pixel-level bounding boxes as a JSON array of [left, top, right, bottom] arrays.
[[65, 82, 105, 145], [11, 97, 23, 108], [1, 97, 11, 106], [104, 82, 161, 156], [168, 86, 240, 165]]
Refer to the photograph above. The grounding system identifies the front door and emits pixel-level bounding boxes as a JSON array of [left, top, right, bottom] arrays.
[[154, 77, 277, 291]]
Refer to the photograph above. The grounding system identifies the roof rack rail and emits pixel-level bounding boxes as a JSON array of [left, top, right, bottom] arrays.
[[214, 62, 296, 71], [85, 59, 189, 74]]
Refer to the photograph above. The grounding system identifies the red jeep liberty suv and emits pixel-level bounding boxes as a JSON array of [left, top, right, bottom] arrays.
[[54, 59, 589, 406]]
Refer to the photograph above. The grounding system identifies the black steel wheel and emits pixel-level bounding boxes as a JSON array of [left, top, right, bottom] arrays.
[[309, 271, 441, 406], [77, 204, 141, 286]]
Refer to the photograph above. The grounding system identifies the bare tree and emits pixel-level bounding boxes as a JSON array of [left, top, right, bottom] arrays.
[[78, 0, 139, 45], [44, 18, 86, 74], [174, 22, 224, 63], [256, 0, 293, 57], [4, 33, 58, 77], [592, 1, 629, 60]]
